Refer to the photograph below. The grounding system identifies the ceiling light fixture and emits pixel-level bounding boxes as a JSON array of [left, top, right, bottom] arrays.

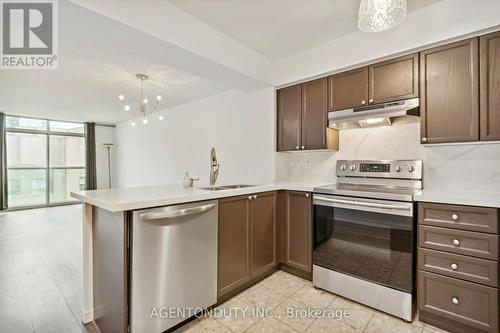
[[358, 0, 407, 32], [118, 74, 164, 126]]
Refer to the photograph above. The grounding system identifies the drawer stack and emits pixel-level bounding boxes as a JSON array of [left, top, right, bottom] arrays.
[[417, 202, 499, 333]]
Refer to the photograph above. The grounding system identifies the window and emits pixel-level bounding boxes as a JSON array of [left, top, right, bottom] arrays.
[[79, 176, 86, 191], [8, 179, 20, 195], [5, 116, 85, 208]]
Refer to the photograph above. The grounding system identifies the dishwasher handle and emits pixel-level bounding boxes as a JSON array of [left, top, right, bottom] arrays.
[[140, 203, 216, 221]]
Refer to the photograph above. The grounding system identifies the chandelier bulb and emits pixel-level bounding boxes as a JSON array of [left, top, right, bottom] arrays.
[[358, 0, 407, 32], [124, 105, 131, 111], [143, 98, 148, 104], [158, 114, 164, 120], [130, 121, 136, 127], [118, 95, 125, 101], [142, 118, 148, 124], [157, 95, 162, 101]]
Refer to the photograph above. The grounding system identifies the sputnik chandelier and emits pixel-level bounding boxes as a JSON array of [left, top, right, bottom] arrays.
[[118, 74, 164, 127]]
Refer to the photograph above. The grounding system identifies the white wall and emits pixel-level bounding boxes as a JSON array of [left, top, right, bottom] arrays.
[[280, 123, 500, 192], [112, 0, 500, 192], [95, 125, 116, 189], [115, 89, 275, 188]]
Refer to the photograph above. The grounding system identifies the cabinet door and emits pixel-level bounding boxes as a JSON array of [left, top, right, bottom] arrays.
[[480, 31, 500, 141], [302, 78, 327, 150], [277, 84, 302, 151], [369, 53, 419, 104], [328, 67, 368, 111], [420, 38, 479, 144], [283, 191, 312, 273], [218, 195, 251, 297], [250, 191, 277, 278]]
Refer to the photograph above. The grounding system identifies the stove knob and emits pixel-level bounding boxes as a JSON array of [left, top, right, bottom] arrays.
[[340, 164, 347, 171], [395, 166, 403, 172], [408, 166, 415, 172], [349, 165, 356, 171]]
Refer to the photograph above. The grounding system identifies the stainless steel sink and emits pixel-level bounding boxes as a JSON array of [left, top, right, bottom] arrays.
[[220, 184, 256, 189], [199, 184, 257, 191]]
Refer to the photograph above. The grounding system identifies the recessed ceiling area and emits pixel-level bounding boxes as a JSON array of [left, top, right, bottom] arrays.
[[0, 0, 231, 124], [0, 0, 470, 125], [167, 0, 444, 60]]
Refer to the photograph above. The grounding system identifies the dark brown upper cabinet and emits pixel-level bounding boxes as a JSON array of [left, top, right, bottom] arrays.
[[369, 53, 419, 104], [480, 31, 500, 141], [420, 38, 479, 144], [282, 191, 312, 277], [301, 78, 328, 150], [328, 53, 418, 111], [277, 84, 302, 151], [277, 78, 338, 152], [328, 67, 369, 111]]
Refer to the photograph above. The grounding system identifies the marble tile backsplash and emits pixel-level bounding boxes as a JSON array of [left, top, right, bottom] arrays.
[[277, 122, 500, 192]]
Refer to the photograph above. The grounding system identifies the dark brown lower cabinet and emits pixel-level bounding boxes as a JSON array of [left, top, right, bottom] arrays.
[[419, 271, 498, 333], [418, 202, 500, 333], [280, 191, 312, 279], [217, 195, 251, 299], [217, 192, 277, 301], [251, 192, 277, 278]]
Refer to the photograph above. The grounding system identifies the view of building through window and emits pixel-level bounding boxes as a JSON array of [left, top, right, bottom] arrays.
[[6, 116, 85, 208]]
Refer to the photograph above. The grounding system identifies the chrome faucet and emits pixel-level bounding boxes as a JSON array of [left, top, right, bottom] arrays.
[[209, 147, 220, 186]]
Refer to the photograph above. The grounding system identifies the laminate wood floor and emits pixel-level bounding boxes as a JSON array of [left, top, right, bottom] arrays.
[[0, 204, 95, 333]]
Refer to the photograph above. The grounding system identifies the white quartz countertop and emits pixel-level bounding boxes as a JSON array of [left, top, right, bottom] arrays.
[[71, 181, 329, 212], [414, 189, 500, 208]]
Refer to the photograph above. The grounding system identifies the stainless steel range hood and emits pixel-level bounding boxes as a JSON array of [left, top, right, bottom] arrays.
[[328, 98, 419, 130]]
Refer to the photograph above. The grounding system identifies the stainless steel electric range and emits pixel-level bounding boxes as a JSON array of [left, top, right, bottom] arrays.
[[312, 160, 422, 322]]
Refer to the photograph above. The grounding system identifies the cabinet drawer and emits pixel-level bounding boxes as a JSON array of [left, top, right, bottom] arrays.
[[418, 226, 499, 260], [418, 271, 498, 333], [418, 248, 498, 287], [419, 202, 498, 234]]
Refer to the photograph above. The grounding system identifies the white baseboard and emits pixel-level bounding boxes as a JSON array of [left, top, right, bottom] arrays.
[[82, 308, 94, 324]]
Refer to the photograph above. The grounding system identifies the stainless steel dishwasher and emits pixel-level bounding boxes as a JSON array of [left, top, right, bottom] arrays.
[[130, 200, 218, 333]]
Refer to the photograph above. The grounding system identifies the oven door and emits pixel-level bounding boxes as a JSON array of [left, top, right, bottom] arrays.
[[313, 194, 415, 293]]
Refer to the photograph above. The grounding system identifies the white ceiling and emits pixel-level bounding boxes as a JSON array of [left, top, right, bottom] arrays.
[[0, 0, 447, 124], [168, 0, 444, 60], [0, 1, 229, 124]]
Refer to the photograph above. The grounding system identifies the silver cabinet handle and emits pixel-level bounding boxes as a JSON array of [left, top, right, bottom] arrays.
[[252, 194, 257, 199], [452, 239, 460, 246], [451, 214, 459, 221], [140, 203, 215, 221], [248, 195, 253, 200], [421, 137, 427, 143], [315, 196, 411, 211], [369, 99, 374, 103], [305, 193, 310, 198], [361, 100, 366, 105], [451, 263, 458, 270], [295, 146, 299, 150], [451, 297, 459, 305], [301, 146, 305, 149]]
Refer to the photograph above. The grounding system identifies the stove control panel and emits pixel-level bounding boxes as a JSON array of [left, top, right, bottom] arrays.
[[359, 163, 390, 173], [337, 160, 422, 179]]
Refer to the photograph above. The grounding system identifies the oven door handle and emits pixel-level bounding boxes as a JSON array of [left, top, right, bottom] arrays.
[[315, 197, 411, 211]]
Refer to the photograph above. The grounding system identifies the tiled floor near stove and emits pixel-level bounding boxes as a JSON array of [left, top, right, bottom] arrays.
[[175, 270, 449, 333]]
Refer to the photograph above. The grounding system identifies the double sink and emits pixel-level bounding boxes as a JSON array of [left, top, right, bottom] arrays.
[[199, 184, 256, 191]]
